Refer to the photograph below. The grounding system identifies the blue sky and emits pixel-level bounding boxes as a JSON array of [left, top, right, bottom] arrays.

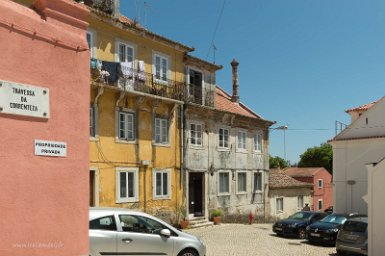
[[120, 0, 385, 164]]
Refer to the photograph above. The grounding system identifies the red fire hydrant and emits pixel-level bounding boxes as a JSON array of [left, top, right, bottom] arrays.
[[249, 210, 253, 224]]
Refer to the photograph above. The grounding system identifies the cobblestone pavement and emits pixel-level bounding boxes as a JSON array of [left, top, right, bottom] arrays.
[[186, 223, 341, 256]]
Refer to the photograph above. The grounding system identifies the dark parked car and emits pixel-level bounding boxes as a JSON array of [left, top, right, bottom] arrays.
[[324, 206, 333, 214], [272, 211, 327, 239], [306, 213, 367, 245], [336, 217, 368, 255]]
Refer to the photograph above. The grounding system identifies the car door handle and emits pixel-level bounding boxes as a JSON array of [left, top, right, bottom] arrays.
[[122, 238, 133, 244]]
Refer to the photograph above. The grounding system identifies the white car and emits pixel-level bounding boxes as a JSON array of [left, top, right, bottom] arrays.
[[89, 207, 206, 256]]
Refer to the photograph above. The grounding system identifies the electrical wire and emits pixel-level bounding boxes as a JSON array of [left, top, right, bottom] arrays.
[[205, 0, 227, 60]]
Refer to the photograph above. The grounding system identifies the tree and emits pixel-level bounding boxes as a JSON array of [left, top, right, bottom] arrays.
[[269, 155, 289, 169], [298, 143, 333, 174]]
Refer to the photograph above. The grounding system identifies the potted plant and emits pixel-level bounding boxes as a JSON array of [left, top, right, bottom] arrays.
[[211, 209, 222, 225], [178, 205, 189, 229]]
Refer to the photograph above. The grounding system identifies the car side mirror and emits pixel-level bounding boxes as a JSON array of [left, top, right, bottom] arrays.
[[160, 229, 171, 238]]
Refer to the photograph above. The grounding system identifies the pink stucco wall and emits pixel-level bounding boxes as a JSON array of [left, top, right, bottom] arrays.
[[0, 0, 89, 255]]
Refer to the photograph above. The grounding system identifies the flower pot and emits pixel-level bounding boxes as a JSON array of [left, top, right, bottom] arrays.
[[180, 220, 189, 229], [213, 216, 221, 225]]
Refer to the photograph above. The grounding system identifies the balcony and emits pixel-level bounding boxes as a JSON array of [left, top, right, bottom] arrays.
[[90, 59, 184, 101], [82, 0, 114, 15], [185, 84, 215, 108]]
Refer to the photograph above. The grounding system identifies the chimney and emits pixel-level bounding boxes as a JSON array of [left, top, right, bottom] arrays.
[[113, 0, 120, 19], [231, 59, 240, 103]]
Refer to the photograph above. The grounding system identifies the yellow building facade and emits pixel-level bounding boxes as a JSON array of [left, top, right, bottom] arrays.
[[87, 4, 193, 222]]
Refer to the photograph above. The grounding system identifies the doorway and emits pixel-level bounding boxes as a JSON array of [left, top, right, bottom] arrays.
[[89, 170, 98, 206], [188, 172, 205, 217]]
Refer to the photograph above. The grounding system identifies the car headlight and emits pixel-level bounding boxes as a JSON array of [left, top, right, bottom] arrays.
[[326, 228, 339, 233]]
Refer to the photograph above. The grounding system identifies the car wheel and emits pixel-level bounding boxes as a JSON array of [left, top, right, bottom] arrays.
[[298, 228, 306, 239], [178, 249, 198, 256], [336, 249, 346, 255]]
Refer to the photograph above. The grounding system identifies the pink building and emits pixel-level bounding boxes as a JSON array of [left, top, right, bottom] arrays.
[[285, 167, 333, 212], [0, 1, 89, 255]]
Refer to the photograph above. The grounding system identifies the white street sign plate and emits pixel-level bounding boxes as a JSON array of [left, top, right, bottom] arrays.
[[34, 140, 67, 157], [0, 80, 49, 118]]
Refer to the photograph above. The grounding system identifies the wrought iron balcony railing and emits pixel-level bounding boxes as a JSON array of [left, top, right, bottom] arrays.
[[90, 59, 184, 101], [185, 84, 215, 107], [82, 0, 114, 15]]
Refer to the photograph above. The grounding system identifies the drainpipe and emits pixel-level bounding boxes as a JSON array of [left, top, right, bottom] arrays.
[[180, 104, 185, 212]]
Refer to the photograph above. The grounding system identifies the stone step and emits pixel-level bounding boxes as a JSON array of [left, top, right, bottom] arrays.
[[187, 217, 214, 229], [189, 221, 214, 229]]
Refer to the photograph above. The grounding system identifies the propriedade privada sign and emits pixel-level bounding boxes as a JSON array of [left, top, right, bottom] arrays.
[[0, 80, 50, 118], [34, 140, 67, 157]]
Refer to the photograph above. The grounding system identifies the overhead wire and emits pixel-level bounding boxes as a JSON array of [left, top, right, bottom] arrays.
[[205, 0, 227, 61]]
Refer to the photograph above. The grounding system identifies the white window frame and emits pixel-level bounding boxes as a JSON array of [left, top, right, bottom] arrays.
[[318, 179, 323, 189], [218, 127, 230, 149], [318, 199, 323, 210], [253, 172, 263, 192], [218, 170, 231, 195], [297, 195, 304, 209], [154, 117, 169, 145], [153, 52, 169, 82], [87, 29, 96, 58], [237, 130, 247, 151], [254, 130, 263, 152], [116, 167, 139, 203], [190, 122, 203, 147], [276, 198, 284, 213], [115, 39, 135, 64], [117, 110, 135, 142], [153, 169, 171, 199], [236, 171, 247, 194]]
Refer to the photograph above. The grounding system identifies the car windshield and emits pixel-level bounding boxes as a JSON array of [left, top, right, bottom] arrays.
[[288, 212, 312, 220], [320, 214, 347, 224], [343, 221, 367, 232]]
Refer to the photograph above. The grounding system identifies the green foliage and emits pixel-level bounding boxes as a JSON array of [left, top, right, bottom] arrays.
[[269, 155, 289, 169], [211, 209, 222, 217], [298, 143, 333, 174]]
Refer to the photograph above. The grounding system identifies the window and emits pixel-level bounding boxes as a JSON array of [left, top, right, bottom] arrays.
[[154, 117, 169, 144], [218, 171, 230, 194], [276, 198, 283, 213], [190, 123, 202, 146], [153, 169, 171, 199], [117, 42, 134, 63], [116, 168, 138, 203], [90, 216, 116, 231], [237, 131, 247, 150], [298, 195, 304, 209], [253, 172, 262, 192], [90, 106, 96, 137], [87, 30, 96, 58], [118, 111, 135, 141], [237, 172, 247, 193], [219, 128, 229, 149], [119, 215, 172, 235], [318, 199, 323, 210], [254, 131, 263, 152], [318, 179, 323, 189], [153, 53, 168, 81]]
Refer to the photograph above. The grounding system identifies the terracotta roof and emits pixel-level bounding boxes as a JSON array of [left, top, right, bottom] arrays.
[[215, 87, 274, 123], [269, 169, 313, 189], [118, 15, 143, 29], [345, 101, 376, 113], [285, 167, 325, 177]]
